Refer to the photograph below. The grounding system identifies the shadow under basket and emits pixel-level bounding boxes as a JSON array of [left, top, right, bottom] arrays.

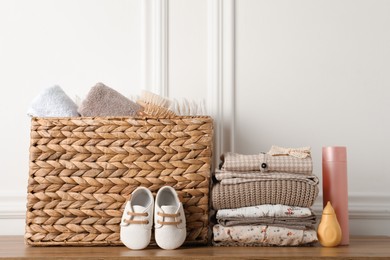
[[25, 116, 213, 246]]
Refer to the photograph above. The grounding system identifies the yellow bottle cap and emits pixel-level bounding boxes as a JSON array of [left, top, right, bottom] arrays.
[[323, 201, 336, 215]]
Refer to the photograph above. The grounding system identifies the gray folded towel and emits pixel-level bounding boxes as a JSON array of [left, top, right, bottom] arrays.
[[78, 83, 141, 117], [27, 85, 79, 117]]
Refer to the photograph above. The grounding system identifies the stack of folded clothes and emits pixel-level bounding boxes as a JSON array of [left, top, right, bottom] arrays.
[[211, 146, 319, 246]]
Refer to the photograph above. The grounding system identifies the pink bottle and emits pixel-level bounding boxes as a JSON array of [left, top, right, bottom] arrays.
[[322, 146, 349, 245]]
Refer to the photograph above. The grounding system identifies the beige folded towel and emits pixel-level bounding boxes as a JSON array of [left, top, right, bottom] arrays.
[[78, 83, 141, 117]]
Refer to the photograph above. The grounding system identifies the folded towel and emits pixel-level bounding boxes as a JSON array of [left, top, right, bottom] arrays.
[[214, 170, 319, 185], [211, 180, 318, 209], [221, 152, 313, 174], [27, 85, 79, 117], [78, 83, 141, 117], [213, 225, 318, 246]]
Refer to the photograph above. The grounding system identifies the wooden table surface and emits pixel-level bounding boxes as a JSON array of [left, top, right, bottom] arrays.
[[1, 236, 390, 259]]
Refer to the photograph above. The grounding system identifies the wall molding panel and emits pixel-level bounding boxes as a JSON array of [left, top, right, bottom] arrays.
[[141, 0, 169, 96], [312, 194, 390, 220], [207, 0, 236, 167], [0, 192, 26, 220], [140, 0, 153, 92]]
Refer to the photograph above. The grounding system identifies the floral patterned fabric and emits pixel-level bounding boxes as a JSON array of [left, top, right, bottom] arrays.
[[216, 204, 313, 219], [213, 224, 318, 246]]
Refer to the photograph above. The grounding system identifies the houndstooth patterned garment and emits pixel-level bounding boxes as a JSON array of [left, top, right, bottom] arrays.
[[221, 152, 313, 174]]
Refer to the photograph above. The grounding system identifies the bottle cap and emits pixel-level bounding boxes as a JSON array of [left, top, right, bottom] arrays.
[[323, 201, 336, 215], [322, 146, 347, 162]]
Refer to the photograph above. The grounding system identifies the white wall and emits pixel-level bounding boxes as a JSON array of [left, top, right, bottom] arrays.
[[235, 0, 390, 190], [234, 0, 390, 234], [168, 0, 207, 100], [1, 0, 389, 236], [203, 0, 390, 235], [0, 0, 142, 234]]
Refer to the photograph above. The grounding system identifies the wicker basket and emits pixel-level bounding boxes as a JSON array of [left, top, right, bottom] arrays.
[[26, 116, 213, 246]]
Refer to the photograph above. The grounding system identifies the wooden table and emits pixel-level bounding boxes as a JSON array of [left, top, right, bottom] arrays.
[[1, 236, 390, 259]]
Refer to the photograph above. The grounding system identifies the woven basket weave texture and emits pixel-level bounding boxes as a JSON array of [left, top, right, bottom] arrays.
[[26, 116, 213, 246]]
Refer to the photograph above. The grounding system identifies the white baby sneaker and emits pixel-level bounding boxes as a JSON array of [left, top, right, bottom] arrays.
[[120, 187, 154, 250], [154, 186, 186, 250]]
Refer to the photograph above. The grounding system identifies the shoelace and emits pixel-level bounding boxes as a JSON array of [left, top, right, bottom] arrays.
[[157, 212, 182, 225], [124, 211, 149, 225]]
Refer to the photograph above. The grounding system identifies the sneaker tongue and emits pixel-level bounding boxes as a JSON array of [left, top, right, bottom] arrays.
[[160, 206, 178, 223], [128, 205, 148, 222], [161, 205, 177, 214], [132, 205, 147, 212]]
